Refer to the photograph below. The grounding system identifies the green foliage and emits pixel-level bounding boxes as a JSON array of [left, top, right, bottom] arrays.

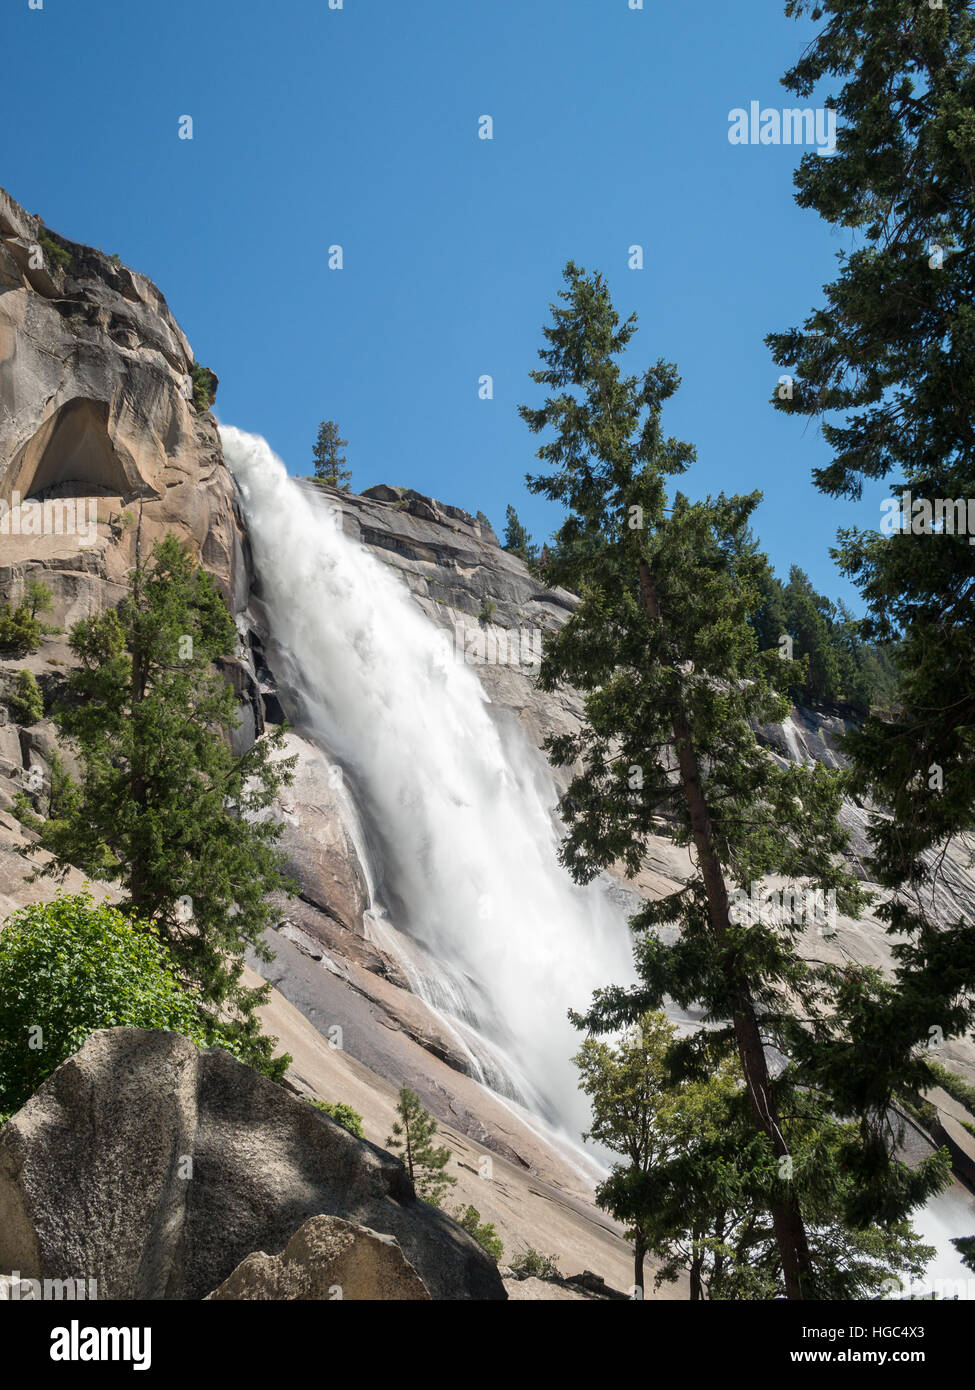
[[766, 566, 898, 713], [768, 0, 975, 1258], [0, 893, 235, 1115], [386, 1085, 456, 1207], [954, 1236, 975, 1273], [312, 420, 352, 489], [475, 510, 494, 535], [575, 1012, 937, 1300], [454, 1205, 503, 1262], [478, 597, 497, 626], [38, 232, 71, 272], [5, 669, 43, 725], [924, 1060, 975, 1121], [23, 535, 295, 1080], [510, 1248, 560, 1279], [310, 1099, 365, 1138], [501, 505, 538, 563], [521, 261, 945, 1297], [190, 362, 218, 413], [0, 581, 55, 657]]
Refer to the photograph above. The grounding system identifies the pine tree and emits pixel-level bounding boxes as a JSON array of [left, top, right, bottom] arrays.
[[501, 504, 538, 563], [520, 262, 945, 1299], [766, 0, 975, 1221], [312, 419, 352, 490], [386, 1085, 456, 1207], [782, 566, 842, 705], [22, 533, 296, 1077]]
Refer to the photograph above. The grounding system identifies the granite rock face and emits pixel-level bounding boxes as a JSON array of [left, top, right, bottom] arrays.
[[0, 1028, 506, 1301], [0, 184, 244, 618], [205, 1214, 432, 1301]]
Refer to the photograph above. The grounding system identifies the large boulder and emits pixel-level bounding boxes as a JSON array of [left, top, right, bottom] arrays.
[[0, 1028, 506, 1301], [205, 1214, 431, 1301]]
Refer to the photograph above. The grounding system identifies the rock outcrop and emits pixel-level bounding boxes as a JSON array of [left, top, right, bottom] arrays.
[[0, 186, 244, 605], [0, 183, 250, 830], [0, 1028, 506, 1301], [206, 1214, 432, 1301]]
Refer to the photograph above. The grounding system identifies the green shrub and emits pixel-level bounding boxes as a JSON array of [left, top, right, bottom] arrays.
[[38, 232, 71, 272], [6, 669, 43, 725], [0, 604, 44, 657], [190, 362, 218, 413], [478, 598, 497, 626], [310, 1098, 365, 1138], [927, 1060, 975, 1120], [0, 892, 233, 1115], [455, 1205, 503, 1262], [510, 1248, 561, 1279], [0, 582, 56, 657]]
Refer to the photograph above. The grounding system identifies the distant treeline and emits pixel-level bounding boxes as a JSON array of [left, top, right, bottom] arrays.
[[750, 565, 900, 716], [500, 506, 899, 717]]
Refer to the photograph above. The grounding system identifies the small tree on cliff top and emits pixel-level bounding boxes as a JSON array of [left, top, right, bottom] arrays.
[[312, 419, 352, 490]]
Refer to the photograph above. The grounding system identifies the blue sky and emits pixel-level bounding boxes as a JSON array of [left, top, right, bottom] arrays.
[[3, 0, 886, 603]]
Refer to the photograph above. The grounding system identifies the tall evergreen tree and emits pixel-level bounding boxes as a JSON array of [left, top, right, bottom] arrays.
[[767, 0, 975, 1187], [521, 263, 945, 1298], [312, 419, 352, 489], [20, 533, 296, 1075]]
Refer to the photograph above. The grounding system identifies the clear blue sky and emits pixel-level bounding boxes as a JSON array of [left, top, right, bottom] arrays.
[[3, 0, 886, 604]]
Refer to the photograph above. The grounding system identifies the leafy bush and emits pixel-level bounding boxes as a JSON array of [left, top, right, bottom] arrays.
[[190, 362, 218, 413], [0, 893, 232, 1115], [38, 232, 71, 272], [310, 1099, 365, 1138], [0, 604, 44, 657], [510, 1248, 561, 1279], [455, 1205, 503, 1262], [478, 598, 497, 626], [0, 581, 56, 657], [5, 669, 43, 725]]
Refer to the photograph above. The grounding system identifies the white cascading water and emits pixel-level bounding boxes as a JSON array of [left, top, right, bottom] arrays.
[[221, 424, 636, 1142]]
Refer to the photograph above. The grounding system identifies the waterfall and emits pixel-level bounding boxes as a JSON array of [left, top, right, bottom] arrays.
[[221, 424, 636, 1140]]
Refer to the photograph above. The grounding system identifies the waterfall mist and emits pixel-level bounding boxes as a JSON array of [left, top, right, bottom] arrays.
[[222, 425, 636, 1141]]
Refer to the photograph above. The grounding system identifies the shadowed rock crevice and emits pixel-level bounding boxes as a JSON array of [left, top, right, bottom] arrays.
[[6, 397, 149, 502]]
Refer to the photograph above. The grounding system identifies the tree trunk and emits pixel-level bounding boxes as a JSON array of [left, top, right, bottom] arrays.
[[689, 1236, 704, 1301], [633, 1231, 646, 1298], [638, 559, 813, 1300]]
